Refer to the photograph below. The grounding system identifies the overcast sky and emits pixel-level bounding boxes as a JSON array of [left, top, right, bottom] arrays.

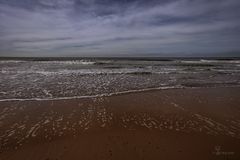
[[0, 0, 240, 57]]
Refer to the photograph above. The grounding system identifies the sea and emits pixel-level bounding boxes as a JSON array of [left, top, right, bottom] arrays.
[[0, 57, 240, 101]]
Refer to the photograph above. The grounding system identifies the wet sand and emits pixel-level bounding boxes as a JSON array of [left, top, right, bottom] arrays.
[[0, 87, 240, 160]]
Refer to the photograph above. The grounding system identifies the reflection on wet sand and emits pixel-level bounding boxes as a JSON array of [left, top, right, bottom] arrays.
[[0, 87, 240, 160]]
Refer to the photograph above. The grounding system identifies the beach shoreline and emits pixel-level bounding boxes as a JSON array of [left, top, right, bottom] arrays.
[[1, 87, 240, 160]]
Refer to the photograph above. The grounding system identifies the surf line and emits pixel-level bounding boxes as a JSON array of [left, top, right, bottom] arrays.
[[0, 86, 183, 102]]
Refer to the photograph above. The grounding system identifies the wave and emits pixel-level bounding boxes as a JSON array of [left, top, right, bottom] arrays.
[[211, 69, 240, 73], [0, 60, 97, 65], [0, 86, 183, 102], [179, 59, 240, 64], [39, 60, 96, 65], [200, 59, 240, 63], [0, 69, 174, 75], [0, 60, 26, 63]]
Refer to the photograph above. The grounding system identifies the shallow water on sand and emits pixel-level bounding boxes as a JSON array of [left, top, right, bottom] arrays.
[[0, 88, 240, 153]]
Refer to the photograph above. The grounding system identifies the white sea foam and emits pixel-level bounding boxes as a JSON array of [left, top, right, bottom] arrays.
[[0, 86, 183, 102], [0, 68, 170, 75], [180, 60, 203, 64], [201, 59, 240, 63], [180, 59, 240, 64], [39, 60, 96, 65], [0, 60, 26, 63]]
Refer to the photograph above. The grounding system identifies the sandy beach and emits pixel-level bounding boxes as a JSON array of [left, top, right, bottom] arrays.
[[1, 0, 240, 158], [0, 87, 240, 160]]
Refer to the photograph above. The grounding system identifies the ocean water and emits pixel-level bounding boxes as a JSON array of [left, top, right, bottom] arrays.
[[0, 58, 240, 100]]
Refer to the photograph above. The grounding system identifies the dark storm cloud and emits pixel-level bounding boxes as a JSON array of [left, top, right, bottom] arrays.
[[0, 0, 240, 56]]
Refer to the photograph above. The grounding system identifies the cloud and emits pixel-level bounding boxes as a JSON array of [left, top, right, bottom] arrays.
[[0, 0, 240, 56]]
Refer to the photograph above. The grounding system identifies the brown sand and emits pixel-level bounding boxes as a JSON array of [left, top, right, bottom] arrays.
[[0, 87, 240, 160]]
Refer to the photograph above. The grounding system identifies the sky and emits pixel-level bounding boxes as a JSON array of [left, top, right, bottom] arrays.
[[0, 0, 240, 57]]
